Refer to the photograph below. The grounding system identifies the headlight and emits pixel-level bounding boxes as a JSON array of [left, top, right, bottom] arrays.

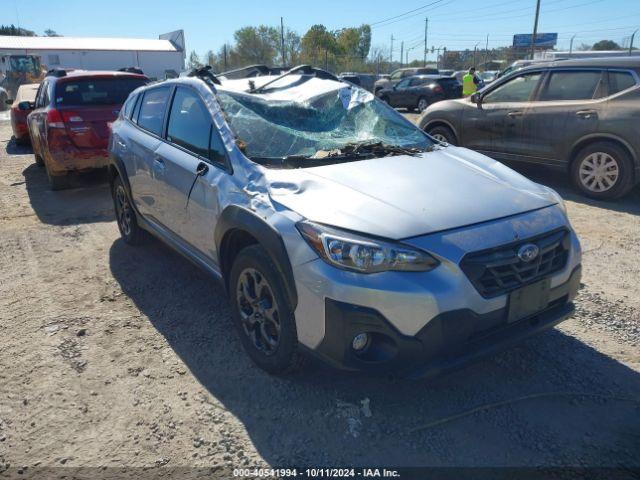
[[296, 220, 440, 273]]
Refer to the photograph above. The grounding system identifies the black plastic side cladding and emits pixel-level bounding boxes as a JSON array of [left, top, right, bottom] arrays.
[[214, 206, 298, 309]]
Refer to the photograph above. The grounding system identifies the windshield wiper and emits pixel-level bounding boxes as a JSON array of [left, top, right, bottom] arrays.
[[250, 142, 432, 169], [321, 142, 431, 158]]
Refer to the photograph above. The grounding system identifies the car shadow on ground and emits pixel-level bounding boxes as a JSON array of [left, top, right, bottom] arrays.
[[506, 163, 640, 216], [109, 238, 640, 467], [22, 162, 114, 226]]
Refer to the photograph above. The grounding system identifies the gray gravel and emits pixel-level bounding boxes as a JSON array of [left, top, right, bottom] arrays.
[[0, 119, 639, 475]]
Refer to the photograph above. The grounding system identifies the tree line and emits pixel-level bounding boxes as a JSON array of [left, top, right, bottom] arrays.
[[189, 23, 378, 74]]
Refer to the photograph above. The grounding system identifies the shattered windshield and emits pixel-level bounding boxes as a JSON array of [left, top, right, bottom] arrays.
[[216, 85, 433, 163]]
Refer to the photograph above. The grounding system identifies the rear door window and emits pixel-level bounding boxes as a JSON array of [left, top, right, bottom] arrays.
[[122, 93, 138, 119], [483, 72, 542, 103], [608, 71, 637, 95], [137, 87, 171, 136], [539, 71, 603, 101], [55, 77, 148, 106], [166, 87, 212, 158]]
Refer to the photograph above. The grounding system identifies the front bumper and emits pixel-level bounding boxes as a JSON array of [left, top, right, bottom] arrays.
[[310, 265, 581, 378]]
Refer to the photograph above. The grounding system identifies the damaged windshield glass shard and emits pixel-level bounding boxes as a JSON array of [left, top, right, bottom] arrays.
[[215, 80, 433, 165]]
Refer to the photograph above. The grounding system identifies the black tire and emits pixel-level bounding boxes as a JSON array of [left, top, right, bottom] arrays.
[[428, 125, 457, 145], [570, 141, 635, 200], [112, 175, 148, 245], [229, 244, 305, 375], [417, 97, 430, 113], [34, 153, 44, 167]]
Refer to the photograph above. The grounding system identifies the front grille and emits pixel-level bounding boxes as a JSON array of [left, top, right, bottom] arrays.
[[460, 229, 570, 298]]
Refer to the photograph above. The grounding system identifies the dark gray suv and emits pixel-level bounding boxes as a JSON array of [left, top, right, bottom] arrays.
[[419, 57, 640, 199]]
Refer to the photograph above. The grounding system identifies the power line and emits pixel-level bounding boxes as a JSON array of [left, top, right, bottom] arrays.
[[369, 0, 448, 27]]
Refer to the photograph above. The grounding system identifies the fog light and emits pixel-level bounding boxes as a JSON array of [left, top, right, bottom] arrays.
[[352, 333, 369, 351]]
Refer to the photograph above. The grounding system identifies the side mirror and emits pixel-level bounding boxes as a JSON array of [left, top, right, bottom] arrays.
[[5, 98, 13, 106], [470, 93, 481, 106], [18, 101, 33, 111]]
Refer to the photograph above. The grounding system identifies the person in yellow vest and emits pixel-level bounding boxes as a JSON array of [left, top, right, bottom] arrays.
[[462, 67, 481, 97]]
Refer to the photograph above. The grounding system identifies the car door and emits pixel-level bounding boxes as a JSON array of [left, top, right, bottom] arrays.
[[154, 86, 229, 259], [517, 69, 605, 164], [390, 78, 412, 107], [127, 85, 172, 222], [28, 80, 49, 159], [462, 70, 543, 155]]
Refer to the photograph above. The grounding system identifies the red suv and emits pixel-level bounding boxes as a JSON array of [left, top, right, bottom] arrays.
[[27, 70, 148, 189]]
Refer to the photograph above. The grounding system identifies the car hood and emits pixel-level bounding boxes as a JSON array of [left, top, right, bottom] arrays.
[[262, 146, 558, 240]]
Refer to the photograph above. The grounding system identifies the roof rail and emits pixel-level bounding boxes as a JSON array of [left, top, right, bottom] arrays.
[[250, 65, 339, 94], [45, 68, 68, 78], [186, 65, 221, 85], [220, 64, 288, 79], [118, 66, 144, 75]]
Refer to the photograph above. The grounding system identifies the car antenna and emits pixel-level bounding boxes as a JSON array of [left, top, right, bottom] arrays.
[[250, 64, 338, 94]]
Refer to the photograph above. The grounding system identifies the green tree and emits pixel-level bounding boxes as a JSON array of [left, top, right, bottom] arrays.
[[44, 29, 61, 37], [592, 40, 621, 50], [301, 24, 340, 66], [234, 25, 280, 65], [0, 24, 36, 36], [284, 29, 301, 66], [187, 50, 203, 69], [356, 25, 372, 59]]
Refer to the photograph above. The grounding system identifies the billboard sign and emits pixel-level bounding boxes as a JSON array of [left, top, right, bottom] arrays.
[[513, 33, 558, 48]]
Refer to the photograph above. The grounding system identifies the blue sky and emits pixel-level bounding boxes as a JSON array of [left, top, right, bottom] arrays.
[[9, 0, 640, 63]]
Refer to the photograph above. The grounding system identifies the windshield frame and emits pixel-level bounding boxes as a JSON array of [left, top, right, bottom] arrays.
[[214, 79, 434, 167]]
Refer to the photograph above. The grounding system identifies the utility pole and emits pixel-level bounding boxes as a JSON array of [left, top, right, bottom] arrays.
[[630, 29, 638, 55], [280, 17, 286, 67], [569, 34, 577, 54], [423, 17, 429, 66], [473, 42, 479, 67], [400, 41, 404, 68], [530, 0, 541, 60], [223, 44, 228, 70], [483, 34, 489, 68], [390, 35, 394, 72]]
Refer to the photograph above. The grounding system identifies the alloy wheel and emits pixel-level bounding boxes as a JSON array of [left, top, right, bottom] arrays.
[[578, 152, 619, 193], [418, 98, 429, 112], [115, 185, 133, 237], [236, 268, 281, 356], [431, 133, 448, 143]]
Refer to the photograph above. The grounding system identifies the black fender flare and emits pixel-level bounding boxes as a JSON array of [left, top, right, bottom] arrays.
[[215, 206, 298, 309], [107, 156, 139, 211]]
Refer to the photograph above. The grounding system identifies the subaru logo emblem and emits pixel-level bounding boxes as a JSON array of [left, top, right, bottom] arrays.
[[517, 243, 539, 262]]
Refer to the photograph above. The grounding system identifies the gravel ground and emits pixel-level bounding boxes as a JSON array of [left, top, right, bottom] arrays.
[[0, 117, 639, 477]]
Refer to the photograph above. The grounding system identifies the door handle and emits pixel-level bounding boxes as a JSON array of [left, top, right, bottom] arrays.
[[507, 111, 523, 117], [576, 110, 597, 119], [153, 155, 164, 165]]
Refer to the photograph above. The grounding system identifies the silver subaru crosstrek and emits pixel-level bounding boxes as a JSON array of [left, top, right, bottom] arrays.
[[108, 66, 582, 378]]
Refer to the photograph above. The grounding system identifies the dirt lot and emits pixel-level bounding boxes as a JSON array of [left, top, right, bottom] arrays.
[[1, 115, 639, 477]]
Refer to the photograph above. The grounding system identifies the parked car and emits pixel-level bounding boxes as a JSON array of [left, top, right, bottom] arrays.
[[376, 75, 462, 112], [374, 66, 439, 93], [338, 72, 377, 92], [108, 65, 581, 377], [26, 69, 148, 189], [8, 82, 39, 145], [419, 57, 640, 199], [497, 58, 556, 78], [439, 69, 454, 76], [479, 70, 499, 84]]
